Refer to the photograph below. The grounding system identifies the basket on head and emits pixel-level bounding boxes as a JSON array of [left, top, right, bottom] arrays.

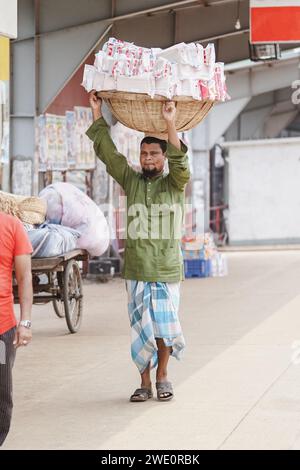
[[0, 191, 47, 225], [98, 91, 214, 136]]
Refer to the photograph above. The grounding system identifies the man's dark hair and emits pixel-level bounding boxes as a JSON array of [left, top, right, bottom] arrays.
[[140, 136, 167, 153]]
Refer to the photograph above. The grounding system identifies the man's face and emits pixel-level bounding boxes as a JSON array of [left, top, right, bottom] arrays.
[[140, 143, 165, 177]]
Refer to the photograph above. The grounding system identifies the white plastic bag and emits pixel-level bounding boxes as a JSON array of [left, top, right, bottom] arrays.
[[28, 224, 80, 258]]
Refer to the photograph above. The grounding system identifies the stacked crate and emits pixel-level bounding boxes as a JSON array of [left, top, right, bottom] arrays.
[[182, 236, 211, 278]]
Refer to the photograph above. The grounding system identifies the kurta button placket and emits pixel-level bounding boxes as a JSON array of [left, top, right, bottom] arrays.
[[146, 181, 152, 206]]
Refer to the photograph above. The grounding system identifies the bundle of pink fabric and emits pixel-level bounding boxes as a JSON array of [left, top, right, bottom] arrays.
[[39, 182, 110, 257]]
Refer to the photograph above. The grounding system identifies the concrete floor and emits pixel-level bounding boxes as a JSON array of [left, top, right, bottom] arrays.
[[3, 250, 300, 450]]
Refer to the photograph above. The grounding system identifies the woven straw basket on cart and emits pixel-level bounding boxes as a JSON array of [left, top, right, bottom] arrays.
[[0, 190, 47, 225], [98, 91, 214, 139]]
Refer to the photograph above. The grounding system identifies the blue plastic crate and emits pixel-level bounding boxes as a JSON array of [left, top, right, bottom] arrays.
[[184, 259, 211, 278]]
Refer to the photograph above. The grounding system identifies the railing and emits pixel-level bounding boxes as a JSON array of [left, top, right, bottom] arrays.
[[209, 204, 228, 246]]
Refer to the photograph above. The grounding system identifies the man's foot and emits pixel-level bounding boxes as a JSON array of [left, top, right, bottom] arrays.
[[155, 381, 174, 401], [130, 385, 153, 402]]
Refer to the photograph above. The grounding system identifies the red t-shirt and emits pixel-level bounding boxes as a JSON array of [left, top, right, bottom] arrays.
[[0, 212, 33, 335]]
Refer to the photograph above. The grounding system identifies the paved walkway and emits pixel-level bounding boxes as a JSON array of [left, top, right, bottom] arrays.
[[4, 251, 300, 450]]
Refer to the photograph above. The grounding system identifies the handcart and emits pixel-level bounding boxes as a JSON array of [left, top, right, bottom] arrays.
[[13, 249, 88, 334]]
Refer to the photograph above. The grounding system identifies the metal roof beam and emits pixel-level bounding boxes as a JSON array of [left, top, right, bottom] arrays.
[[11, 0, 245, 42]]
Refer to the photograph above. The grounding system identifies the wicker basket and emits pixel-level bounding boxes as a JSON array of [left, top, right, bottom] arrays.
[[98, 91, 214, 139], [0, 191, 47, 225]]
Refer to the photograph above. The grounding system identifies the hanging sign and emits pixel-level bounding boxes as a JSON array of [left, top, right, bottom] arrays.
[[250, 1, 300, 43]]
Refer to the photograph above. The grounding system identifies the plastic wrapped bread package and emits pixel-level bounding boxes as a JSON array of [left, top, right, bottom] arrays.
[[102, 75, 116, 91], [81, 67, 115, 93], [199, 78, 222, 101], [116, 56, 140, 77], [175, 63, 211, 81], [154, 57, 173, 79], [102, 37, 157, 73], [199, 81, 210, 100], [181, 43, 204, 68], [213, 63, 230, 101], [116, 75, 155, 95], [207, 79, 217, 101], [81, 37, 230, 103], [92, 71, 116, 92], [177, 79, 202, 100], [139, 49, 152, 74], [202, 43, 216, 75], [157, 43, 188, 64], [157, 42, 215, 71], [155, 76, 178, 99], [172, 80, 182, 98], [94, 51, 104, 71], [103, 37, 137, 59], [102, 55, 117, 76], [92, 71, 105, 90], [81, 64, 96, 92]]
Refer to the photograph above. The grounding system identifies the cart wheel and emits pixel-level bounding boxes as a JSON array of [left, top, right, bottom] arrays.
[[63, 260, 83, 333], [52, 272, 65, 318], [53, 298, 65, 318]]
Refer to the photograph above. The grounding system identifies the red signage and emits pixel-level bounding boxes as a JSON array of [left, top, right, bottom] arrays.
[[250, 1, 300, 43]]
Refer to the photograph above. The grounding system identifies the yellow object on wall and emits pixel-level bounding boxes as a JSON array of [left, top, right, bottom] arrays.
[[0, 36, 9, 81]]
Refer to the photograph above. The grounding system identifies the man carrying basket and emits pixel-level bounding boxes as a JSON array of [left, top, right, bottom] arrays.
[[87, 91, 190, 402]]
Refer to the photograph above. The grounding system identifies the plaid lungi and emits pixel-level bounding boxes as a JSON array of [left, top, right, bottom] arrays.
[[126, 280, 185, 373]]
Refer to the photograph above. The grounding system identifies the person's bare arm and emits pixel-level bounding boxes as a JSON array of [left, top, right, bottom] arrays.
[[162, 101, 190, 191], [162, 101, 181, 150], [86, 90, 136, 191], [14, 254, 33, 348], [89, 90, 102, 121]]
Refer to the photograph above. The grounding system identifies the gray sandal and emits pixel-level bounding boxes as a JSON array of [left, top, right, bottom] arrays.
[[130, 387, 153, 402], [156, 381, 174, 401]]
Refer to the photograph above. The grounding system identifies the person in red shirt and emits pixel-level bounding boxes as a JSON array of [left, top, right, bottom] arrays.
[[0, 211, 33, 446]]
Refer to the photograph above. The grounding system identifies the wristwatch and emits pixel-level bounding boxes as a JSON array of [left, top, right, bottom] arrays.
[[19, 320, 32, 329]]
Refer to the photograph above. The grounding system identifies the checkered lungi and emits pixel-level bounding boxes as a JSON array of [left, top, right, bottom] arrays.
[[126, 280, 185, 373]]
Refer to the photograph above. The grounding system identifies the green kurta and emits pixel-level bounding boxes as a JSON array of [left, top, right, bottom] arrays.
[[86, 117, 190, 282]]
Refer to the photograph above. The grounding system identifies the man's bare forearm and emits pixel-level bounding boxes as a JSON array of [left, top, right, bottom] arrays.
[[18, 276, 33, 321], [92, 107, 102, 121], [89, 91, 103, 121], [167, 121, 181, 151]]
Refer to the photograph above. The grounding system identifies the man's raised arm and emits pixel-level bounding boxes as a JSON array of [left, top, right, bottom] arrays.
[[86, 91, 134, 191], [163, 101, 190, 191]]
